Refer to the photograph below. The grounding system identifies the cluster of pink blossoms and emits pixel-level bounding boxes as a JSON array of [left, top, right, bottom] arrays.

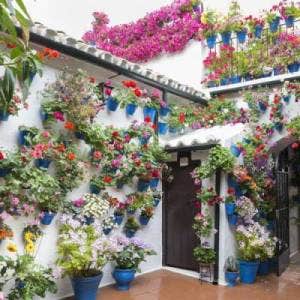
[[82, 0, 202, 62]]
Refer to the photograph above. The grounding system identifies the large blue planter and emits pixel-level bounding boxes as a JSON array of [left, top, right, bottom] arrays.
[[206, 35, 217, 49], [41, 211, 56, 225], [230, 75, 242, 84], [221, 31, 231, 45], [258, 101, 267, 112], [236, 30, 247, 44], [114, 214, 124, 225], [18, 130, 31, 146], [125, 229, 136, 238], [150, 178, 159, 189], [228, 214, 238, 226], [71, 273, 103, 300], [159, 106, 170, 117], [112, 268, 136, 291], [285, 16, 295, 28], [0, 110, 9, 121], [139, 215, 150, 225], [158, 122, 168, 135], [230, 145, 241, 157], [137, 179, 150, 192], [126, 103, 137, 116], [35, 158, 51, 169], [269, 17, 280, 33], [239, 260, 259, 284], [254, 25, 263, 38], [143, 107, 157, 122], [0, 167, 11, 177], [257, 260, 270, 276], [225, 271, 239, 287], [106, 97, 119, 112], [90, 184, 100, 194], [287, 62, 299, 73], [225, 203, 236, 216]]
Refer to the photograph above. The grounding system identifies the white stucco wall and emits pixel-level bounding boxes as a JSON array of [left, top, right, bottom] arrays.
[[0, 64, 162, 299]]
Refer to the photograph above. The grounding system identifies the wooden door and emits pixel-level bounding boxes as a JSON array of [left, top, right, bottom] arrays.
[[163, 152, 200, 271]]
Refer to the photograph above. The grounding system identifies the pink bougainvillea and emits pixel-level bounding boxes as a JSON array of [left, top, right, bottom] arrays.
[[83, 0, 202, 62]]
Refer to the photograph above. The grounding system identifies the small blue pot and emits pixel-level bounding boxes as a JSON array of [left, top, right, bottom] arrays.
[[206, 35, 217, 49], [244, 74, 254, 81], [228, 214, 238, 226], [106, 97, 119, 112], [153, 198, 160, 207], [283, 95, 290, 103], [84, 216, 95, 225], [158, 122, 168, 135], [287, 62, 299, 73], [0, 110, 9, 121], [103, 228, 112, 235], [169, 127, 178, 134], [125, 229, 136, 238], [225, 271, 239, 287], [230, 75, 242, 84], [225, 203, 236, 216], [116, 182, 124, 189], [139, 136, 150, 145], [35, 158, 51, 169], [16, 280, 26, 289], [239, 260, 259, 284], [40, 109, 48, 121], [227, 176, 238, 190], [112, 268, 136, 291], [126, 103, 137, 116], [0, 167, 11, 177], [18, 130, 31, 146], [285, 16, 295, 28], [236, 30, 247, 44], [150, 178, 159, 189], [254, 25, 263, 38], [274, 122, 283, 132], [258, 102, 267, 112], [139, 215, 150, 225], [90, 184, 101, 194], [230, 145, 241, 157], [257, 260, 270, 276], [159, 106, 170, 117], [137, 179, 150, 192], [41, 211, 56, 225], [74, 131, 85, 140], [269, 17, 280, 33], [71, 273, 103, 300], [220, 77, 230, 86], [221, 31, 231, 45], [143, 106, 157, 122], [114, 214, 124, 225]]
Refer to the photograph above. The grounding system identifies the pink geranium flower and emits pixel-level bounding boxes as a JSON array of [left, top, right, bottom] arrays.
[[53, 111, 65, 121]]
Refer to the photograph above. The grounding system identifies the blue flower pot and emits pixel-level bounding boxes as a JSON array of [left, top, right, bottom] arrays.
[[257, 260, 270, 276], [126, 208, 136, 215], [41, 211, 56, 225], [0, 167, 11, 177], [150, 178, 159, 189], [158, 122, 168, 135], [71, 273, 103, 300], [225, 271, 239, 287], [40, 109, 48, 121], [90, 184, 100, 194], [239, 260, 259, 284], [16, 280, 26, 289], [230, 145, 241, 157], [206, 35, 217, 49], [139, 215, 150, 225], [84, 216, 95, 225], [169, 127, 178, 134], [287, 62, 299, 73], [0, 110, 9, 121], [273, 67, 284, 76], [225, 203, 236, 216], [106, 97, 119, 112], [254, 25, 263, 38], [116, 182, 124, 189], [153, 198, 160, 207], [114, 214, 124, 225], [126, 103, 137, 116], [74, 131, 85, 140], [227, 176, 238, 190], [112, 268, 136, 291], [221, 31, 231, 45], [236, 30, 247, 44], [139, 136, 150, 145], [137, 179, 150, 192], [18, 130, 31, 146], [285, 16, 295, 28], [283, 95, 290, 103], [220, 77, 230, 86], [274, 122, 283, 132], [269, 17, 280, 33], [244, 74, 254, 81], [143, 107, 157, 122], [228, 214, 238, 226], [125, 229, 136, 238], [230, 75, 242, 84], [159, 106, 170, 117], [35, 158, 51, 169], [103, 228, 112, 235], [258, 102, 267, 112]]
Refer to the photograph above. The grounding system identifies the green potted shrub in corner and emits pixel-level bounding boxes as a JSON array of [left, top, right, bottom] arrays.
[[124, 217, 140, 238], [225, 256, 239, 287], [112, 237, 156, 291], [57, 222, 116, 300]]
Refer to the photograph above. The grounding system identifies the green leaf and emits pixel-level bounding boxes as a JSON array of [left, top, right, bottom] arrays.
[[15, 0, 31, 19]]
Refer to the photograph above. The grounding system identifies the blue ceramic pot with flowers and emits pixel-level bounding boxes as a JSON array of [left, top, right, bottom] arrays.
[[150, 178, 159, 189], [225, 203, 236, 216], [139, 215, 150, 226], [230, 75, 242, 84], [114, 213, 124, 225], [239, 260, 259, 284], [0, 167, 11, 177], [35, 158, 52, 169], [258, 101, 267, 112], [125, 229, 136, 238], [143, 107, 156, 122], [206, 35, 217, 49], [274, 122, 283, 132], [283, 95, 290, 103], [137, 179, 150, 192], [158, 122, 168, 135], [287, 62, 299, 73], [90, 184, 101, 194], [0, 110, 9, 121], [221, 31, 231, 45], [103, 228, 112, 235], [106, 97, 119, 111], [126, 103, 137, 116], [228, 214, 238, 226], [285, 15, 295, 28], [236, 29, 247, 44], [153, 197, 160, 207], [230, 145, 241, 157], [269, 17, 280, 33], [113, 268, 136, 291], [41, 211, 56, 225], [220, 77, 230, 86], [159, 106, 170, 117], [254, 25, 263, 38], [225, 271, 239, 287]]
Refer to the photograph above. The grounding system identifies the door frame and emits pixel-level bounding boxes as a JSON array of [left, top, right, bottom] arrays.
[[162, 144, 221, 283]]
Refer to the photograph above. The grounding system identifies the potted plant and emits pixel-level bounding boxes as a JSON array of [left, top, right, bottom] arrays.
[[152, 191, 161, 207], [102, 216, 117, 235], [22, 224, 43, 255], [265, 6, 281, 32], [219, 15, 234, 45], [245, 16, 265, 39], [112, 237, 156, 291], [0, 150, 20, 177], [117, 81, 140, 115], [193, 244, 216, 280], [200, 9, 219, 49], [225, 188, 236, 216], [225, 256, 239, 287], [229, 1, 247, 44], [192, 211, 213, 238], [139, 206, 154, 225], [57, 223, 116, 300], [18, 126, 39, 146], [280, 1, 300, 27], [124, 217, 140, 238], [114, 203, 126, 225], [40, 99, 67, 123]]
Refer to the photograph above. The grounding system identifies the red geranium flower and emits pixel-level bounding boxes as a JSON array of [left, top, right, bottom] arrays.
[[0, 151, 5, 160], [67, 152, 76, 160], [112, 131, 119, 138], [103, 176, 112, 183], [144, 116, 151, 123], [134, 88, 142, 97]]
